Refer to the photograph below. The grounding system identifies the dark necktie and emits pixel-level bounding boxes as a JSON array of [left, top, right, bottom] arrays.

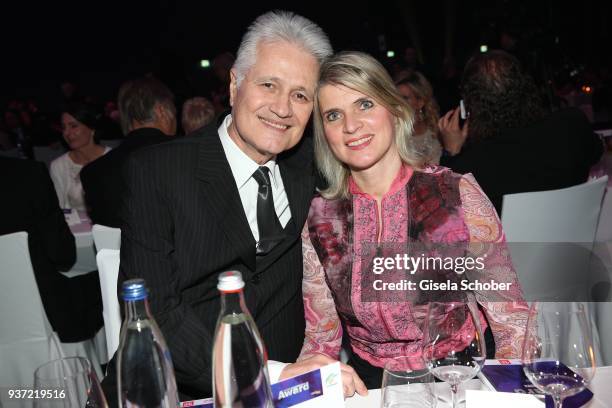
[[252, 166, 284, 255]]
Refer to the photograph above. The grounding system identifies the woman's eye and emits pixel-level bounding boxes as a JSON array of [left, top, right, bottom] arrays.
[[325, 111, 341, 122], [359, 99, 374, 110]]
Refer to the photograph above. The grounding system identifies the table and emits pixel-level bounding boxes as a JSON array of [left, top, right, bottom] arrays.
[[64, 210, 96, 278], [346, 366, 612, 408]]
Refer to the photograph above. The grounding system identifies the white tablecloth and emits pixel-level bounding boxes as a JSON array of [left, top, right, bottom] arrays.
[[346, 366, 612, 408]]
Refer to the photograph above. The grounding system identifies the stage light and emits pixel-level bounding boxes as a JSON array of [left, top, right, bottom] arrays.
[[387, 50, 395, 58], [200, 59, 210, 68], [480, 45, 488, 53]]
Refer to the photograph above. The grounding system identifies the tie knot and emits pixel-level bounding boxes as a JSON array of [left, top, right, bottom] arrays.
[[253, 166, 272, 187]]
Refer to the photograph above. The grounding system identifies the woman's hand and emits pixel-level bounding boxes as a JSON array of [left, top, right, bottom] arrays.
[[280, 354, 368, 398], [438, 106, 469, 156]]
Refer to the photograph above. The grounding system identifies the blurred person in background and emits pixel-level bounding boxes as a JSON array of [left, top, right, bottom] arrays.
[[395, 71, 442, 165], [50, 102, 110, 210], [439, 50, 603, 214], [81, 77, 176, 228], [181, 96, 215, 135], [209, 51, 235, 115]]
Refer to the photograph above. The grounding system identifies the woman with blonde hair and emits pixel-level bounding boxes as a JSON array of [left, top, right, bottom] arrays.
[[299, 51, 526, 388], [395, 70, 442, 165]]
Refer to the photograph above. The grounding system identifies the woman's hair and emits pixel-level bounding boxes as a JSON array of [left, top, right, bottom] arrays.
[[62, 102, 99, 131], [460, 50, 545, 141], [62, 102, 101, 143], [395, 71, 440, 133], [232, 10, 333, 87], [313, 51, 421, 200]]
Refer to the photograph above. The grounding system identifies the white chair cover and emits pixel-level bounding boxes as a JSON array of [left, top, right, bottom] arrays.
[[92, 224, 121, 252], [501, 176, 610, 365], [96, 249, 122, 361], [0, 232, 102, 394], [594, 180, 612, 365]]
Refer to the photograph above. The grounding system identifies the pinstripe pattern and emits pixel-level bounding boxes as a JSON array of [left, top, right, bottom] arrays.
[[116, 124, 315, 398]]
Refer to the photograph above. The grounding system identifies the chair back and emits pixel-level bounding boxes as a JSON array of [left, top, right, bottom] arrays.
[[502, 178, 610, 365], [502, 176, 608, 243], [501, 177, 608, 299], [96, 249, 121, 360], [0, 148, 22, 158], [0, 232, 54, 343], [33, 146, 66, 168], [92, 224, 121, 252], [0, 232, 63, 389]]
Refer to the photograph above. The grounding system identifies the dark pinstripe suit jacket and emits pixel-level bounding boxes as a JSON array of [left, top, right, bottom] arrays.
[[114, 123, 316, 399]]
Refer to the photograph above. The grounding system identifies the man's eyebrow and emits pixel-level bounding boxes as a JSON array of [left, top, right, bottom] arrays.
[[254, 76, 279, 82]]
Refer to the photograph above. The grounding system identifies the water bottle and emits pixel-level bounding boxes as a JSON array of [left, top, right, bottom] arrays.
[[117, 279, 179, 408], [212, 271, 273, 407]]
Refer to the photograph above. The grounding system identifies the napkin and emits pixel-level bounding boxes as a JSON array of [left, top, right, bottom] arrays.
[[466, 389, 544, 408]]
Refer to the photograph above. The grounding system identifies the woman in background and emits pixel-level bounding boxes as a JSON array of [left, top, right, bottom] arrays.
[[50, 102, 110, 210], [395, 71, 442, 165]]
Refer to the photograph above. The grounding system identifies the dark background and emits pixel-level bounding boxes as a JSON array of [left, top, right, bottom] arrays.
[[2, 0, 611, 110]]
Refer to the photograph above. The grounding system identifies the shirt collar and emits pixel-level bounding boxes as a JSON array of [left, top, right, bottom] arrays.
[[348, 163, 413, 197], [218, 114, 279, 189]]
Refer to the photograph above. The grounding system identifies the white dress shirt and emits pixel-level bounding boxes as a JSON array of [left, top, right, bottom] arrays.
[[218, 115, 292, 242], [219, 114, 291, 379]]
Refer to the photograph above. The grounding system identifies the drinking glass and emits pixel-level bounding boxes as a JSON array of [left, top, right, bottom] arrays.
[[423, 301, 486, 408], [521, 302, 596, 408], [34, 357, 107, 408], [381, 355, 436, 408]]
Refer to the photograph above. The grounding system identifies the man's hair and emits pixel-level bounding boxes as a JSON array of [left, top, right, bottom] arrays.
[[313, 51, 422, 200], [460, 50, 545, 141], [181, 97, 215, 134], [232, 10, 333, 87], [117, 77, 175, 135]]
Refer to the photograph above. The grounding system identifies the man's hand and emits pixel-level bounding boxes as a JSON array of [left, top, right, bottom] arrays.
[[438, 106, 469, 156], [280, 354, 368, 398]]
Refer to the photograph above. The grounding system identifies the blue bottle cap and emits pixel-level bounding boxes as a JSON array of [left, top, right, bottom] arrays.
[[122, 279, 148, 301]]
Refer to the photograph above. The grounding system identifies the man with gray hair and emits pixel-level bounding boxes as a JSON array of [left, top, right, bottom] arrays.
[[100, 10, 365, 404], [80, 77, 176, 228], [181, 96, 215, 134]]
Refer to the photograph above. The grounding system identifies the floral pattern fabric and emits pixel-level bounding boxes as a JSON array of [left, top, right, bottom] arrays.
[[300, 165, 527, 368]]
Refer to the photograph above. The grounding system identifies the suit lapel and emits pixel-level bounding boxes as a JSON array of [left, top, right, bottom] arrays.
[[195, 131, 256, 271]]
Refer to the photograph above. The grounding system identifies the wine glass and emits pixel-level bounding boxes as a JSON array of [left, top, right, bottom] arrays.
[[381, 355, 436, 408], [521, 302, 596, 408], [423, 301, 486, 408], [34, 357, 108, 408]]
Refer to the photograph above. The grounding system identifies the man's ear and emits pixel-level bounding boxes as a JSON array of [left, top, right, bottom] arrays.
[[229, 69, 237, 107], [154, 103, 171, 123], [154, 103, 165, 120]]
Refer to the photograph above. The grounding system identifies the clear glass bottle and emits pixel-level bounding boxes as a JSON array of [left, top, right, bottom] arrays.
[[212, 271, 273, 407], [117, 279, 179, 408]]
